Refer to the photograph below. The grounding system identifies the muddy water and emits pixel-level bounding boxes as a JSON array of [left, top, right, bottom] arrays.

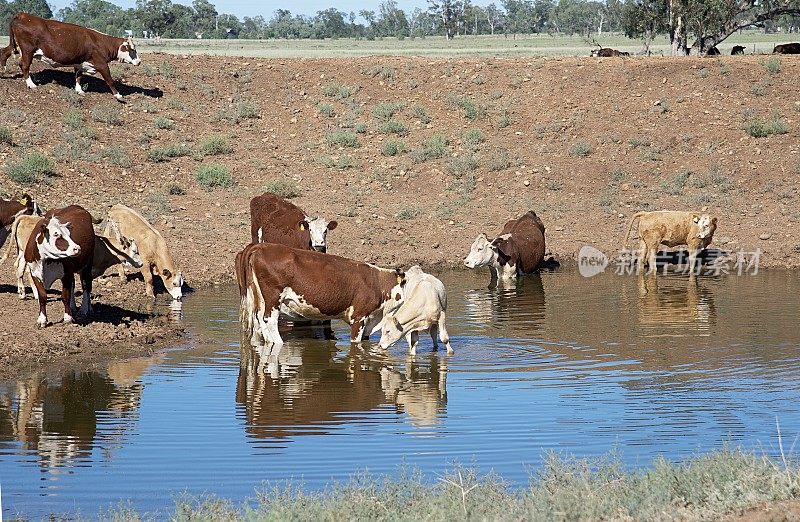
[[2, 269, 800, 518]]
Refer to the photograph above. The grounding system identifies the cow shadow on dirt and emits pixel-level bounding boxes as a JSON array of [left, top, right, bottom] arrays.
[[25, 69, 163, 99]]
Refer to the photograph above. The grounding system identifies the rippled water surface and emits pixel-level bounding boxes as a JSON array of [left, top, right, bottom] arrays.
[[2, 269, 800, 518]]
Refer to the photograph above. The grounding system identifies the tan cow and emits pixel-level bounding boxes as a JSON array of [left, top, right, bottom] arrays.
[[104, 204, 184, 300], [1, 213, 142, 299], [379, 266, 453, 355], [623, 211, 717, 273]]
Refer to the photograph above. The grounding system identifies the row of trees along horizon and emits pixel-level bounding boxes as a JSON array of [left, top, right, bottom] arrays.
[[0, 0, 798, 55]]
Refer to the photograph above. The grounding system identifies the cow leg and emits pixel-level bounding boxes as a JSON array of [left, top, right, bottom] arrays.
[[688, 247, 700, 275], [19, 48, 35, 89], [438, 312, 454, 355], [259, 308, 283, 347], [95, 62, 123, 102], [32, 276, 48, 328], [142, 265, 155, 298], [15, 255, 27, 299], [74, 68, 85, 95], [409, 331, 419, 356], [61, 273, 76, 324], [79, 266, 93, 317]]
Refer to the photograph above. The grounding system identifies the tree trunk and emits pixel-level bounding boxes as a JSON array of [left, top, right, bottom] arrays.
[[639, 28, 654, 55]]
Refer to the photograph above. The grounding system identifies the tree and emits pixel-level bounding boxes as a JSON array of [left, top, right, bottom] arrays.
[[10, 0, 52, 18], [191, 0, 216, 37], [623, 0, 668, 53], [136, 0, 175, 36], [58, 0, 130, 35], [485, 3, 503, 34], [428, 0, 457, 39]]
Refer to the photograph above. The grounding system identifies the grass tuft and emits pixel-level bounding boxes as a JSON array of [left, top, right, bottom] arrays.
[[743, 112, 788, 138], [195, 164, 233, 189], [411, 133, 449, 163], [381, 139, 407, 156], [264, 178, 301, 199], [199, 135, 233, 156], [327, 131, 359, 148], [91, 103, 123, 126], [7, 152, 56, 184], [0, 126, 12, 146]]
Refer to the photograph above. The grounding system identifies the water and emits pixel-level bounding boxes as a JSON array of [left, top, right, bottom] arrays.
[[2, 269, 800, 518]]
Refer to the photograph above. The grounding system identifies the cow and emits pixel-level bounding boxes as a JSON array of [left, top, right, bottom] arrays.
[[0, 193, 41, 249], [379, 266, 453, 356], [1, 213, 142, 299], [249, 193, 337, 252], [591, 47, 629, 57], [773, 43, 800, 54], [731, 45, 746, 55], [104, 204, 184, 300], [464, 211, 547, 283], [706, 46, 720, 55], [623, 211, 717, 274], [0, 13, 141, 102], [23, 205, 95, 327], [236, 242, 405, 347]]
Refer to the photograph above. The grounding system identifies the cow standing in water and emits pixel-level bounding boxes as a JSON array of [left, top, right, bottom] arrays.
[[24, 205, 96, 327], [0, 13, 141, 101]]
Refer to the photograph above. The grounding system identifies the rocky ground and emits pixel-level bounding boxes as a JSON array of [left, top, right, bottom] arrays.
[[0, 52, 798, 371]]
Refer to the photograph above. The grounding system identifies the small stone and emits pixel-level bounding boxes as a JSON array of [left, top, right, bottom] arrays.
[[523, 180, 530, 186], [432, 243, 440, 249], [618, 213, 625, 218], [759, 233, 772, 240]]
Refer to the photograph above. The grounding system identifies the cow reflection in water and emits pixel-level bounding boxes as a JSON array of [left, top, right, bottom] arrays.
[[236, 342, 448, 438], [0, 354, 161, 469], [635, 274, 715, 337], [463, 274, 546, 336]]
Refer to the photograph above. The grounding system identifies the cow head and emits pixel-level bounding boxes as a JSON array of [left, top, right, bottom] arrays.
[[464, 233, 497, 268], [36, 216, 81, 259], [301, 217, 338, 252], [161, 268, 184, 301], [692, 214, 717, 240], [118, 236, 143, 269], [379, 314, 405, 350], [118, 38, 141, 66]]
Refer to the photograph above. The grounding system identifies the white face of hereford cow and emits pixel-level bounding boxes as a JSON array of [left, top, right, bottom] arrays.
[[118, 39, 141, 66], [165, 270, 184, 300], [305, 217, 338, 252], [694, 214, 717, 239], [464, 234, 497, 269], [37, 217, 81, 259]]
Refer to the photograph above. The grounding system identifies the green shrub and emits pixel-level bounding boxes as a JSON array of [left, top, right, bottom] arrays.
[[63, 109, 83, 129], [321, 83, 355, 98], [263, 178, 301, 199], [764, 56, 781, 74], [216, 101, 261, 123], [7, 152, 56, 184], [448, 95, 486, 120], [354, 122, 368, 134], [199, 135, 233, 156], [395, 207, 421, 220], [318, 103, 335, 117], [378, 118, 407, 136], [101, 146, 131, 167], [92, 103, 123, 126], [143, 191, 170, 217], [486, 148, 512, 171], [154, 116, 173, 129], [411, 133, 449, 163], [463, 128, 486, 149], [0, 126, 12, 146], [148, 143, 192, 163], [373, 102, 403, 121], [319, 155, 354, 170], [660, 170, 692, 195], [448, 154, 478, 178], [195, 164, 233, 189], [743, 113, 788, 138], [412, 105, 431, 124], [381, 139, 407, 156], [327, 131, 359, 148], [497, 109, 511, 128], [568, 140, 591, 157]]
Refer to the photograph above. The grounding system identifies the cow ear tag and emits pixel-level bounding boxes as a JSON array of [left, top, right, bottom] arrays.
[[300, 223, 305, 231], [20, 197, 28, 205]]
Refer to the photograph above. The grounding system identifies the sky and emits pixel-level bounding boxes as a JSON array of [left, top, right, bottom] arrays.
[[47, 0, 492, 19]]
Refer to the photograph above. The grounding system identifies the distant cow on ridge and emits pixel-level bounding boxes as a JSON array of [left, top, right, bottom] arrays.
[[0, 13, 141, 101]]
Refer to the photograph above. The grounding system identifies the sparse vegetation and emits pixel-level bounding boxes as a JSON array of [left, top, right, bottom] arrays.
[[143, 61, 175, 79], [7, 152, 56, 184], [366, 65, 395, 80], [92, 103, 123, 126], [373, 102, 403, 121], [354, 122, 368, 134], [569, 140, 591, 157], [216, 101, 261, 123], [0, 126, 12, 146], [497, 109, 511, 128], [764, 56, 781, 74], [690, 166, 733, 193], [412, 105, 431, 124], [263, 178, 301, 199], [463, 128, 486, 149], [378, 118, 408, 136], [395, 207, 421, 220], [319, 155, 354, 170], [381, 139, 407, 156], [486, 148, 512, 171], [660, 170, 691, 195], [751, 81, 769, 97], [195, 163, 233, 189], [101, 146, 131, 168], [321, 82, 355, 98], [327, 131, 359, 148], [743, 112, 788, 138], [199, 135, 233, 156], [448, 94, 486, 120], [411, 133, 449, 163], [165, 183, 186, 196], [449, 172, 476, 194], [318, 103, 335, 117], [154, 116, 173, 130], [63, 109, 83, 129], [448, 154, 478, 178], [148, 143, 192, 163], [545, 179, 563, 191], [143, 191, 170, 217]]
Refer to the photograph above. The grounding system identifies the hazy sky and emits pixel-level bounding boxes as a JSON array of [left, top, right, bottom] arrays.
[[47, 0, 478, 19]]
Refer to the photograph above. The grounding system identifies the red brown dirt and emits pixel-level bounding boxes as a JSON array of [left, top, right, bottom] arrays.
[[0, 53, 798, 371]]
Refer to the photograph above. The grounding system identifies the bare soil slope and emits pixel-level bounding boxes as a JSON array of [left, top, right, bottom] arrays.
[[0, 53, 798, 368]]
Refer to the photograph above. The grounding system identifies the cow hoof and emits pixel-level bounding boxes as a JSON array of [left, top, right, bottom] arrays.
[[114, 93, 125, 103]]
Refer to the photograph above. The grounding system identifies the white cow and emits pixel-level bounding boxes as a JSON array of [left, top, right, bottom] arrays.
[[379, 266, 453, 355]]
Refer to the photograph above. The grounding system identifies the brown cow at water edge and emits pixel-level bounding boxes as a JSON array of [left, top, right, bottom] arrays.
[[0, 13, 141, 101], [249, 193, 337, 252]]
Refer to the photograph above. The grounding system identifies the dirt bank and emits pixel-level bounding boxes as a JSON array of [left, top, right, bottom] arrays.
[[0, 53, 798, 368]]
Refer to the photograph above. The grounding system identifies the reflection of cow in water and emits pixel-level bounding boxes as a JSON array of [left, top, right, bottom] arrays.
[[635, 274, 715, 337], [462, 274, 546, 337], [236, 343, 447, 439], [0, 354, 161, 469]]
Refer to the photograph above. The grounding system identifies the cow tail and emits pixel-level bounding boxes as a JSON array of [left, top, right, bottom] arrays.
[[0, 215, 22, 266], [0, 22, 16, 68], [622, 212, 645, 249]]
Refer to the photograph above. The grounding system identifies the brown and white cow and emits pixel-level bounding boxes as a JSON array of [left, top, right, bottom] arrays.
[[250, 193, 337, 252], [591, 47, 629, 57], [23, 205, 95, 327], [0, 192, 41, 249], [236, 243, 405, 347], [0, 13, 141, 101], [105, 204, 183, 300], [2, 213, 142, 299], [623, 211, 718, 273], [464, 211, 547, 283], [773, 43, 800, 54]]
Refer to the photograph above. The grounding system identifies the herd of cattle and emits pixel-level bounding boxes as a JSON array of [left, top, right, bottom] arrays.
[[591, 42, 800, 57], [1, 191, 719, 355]]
